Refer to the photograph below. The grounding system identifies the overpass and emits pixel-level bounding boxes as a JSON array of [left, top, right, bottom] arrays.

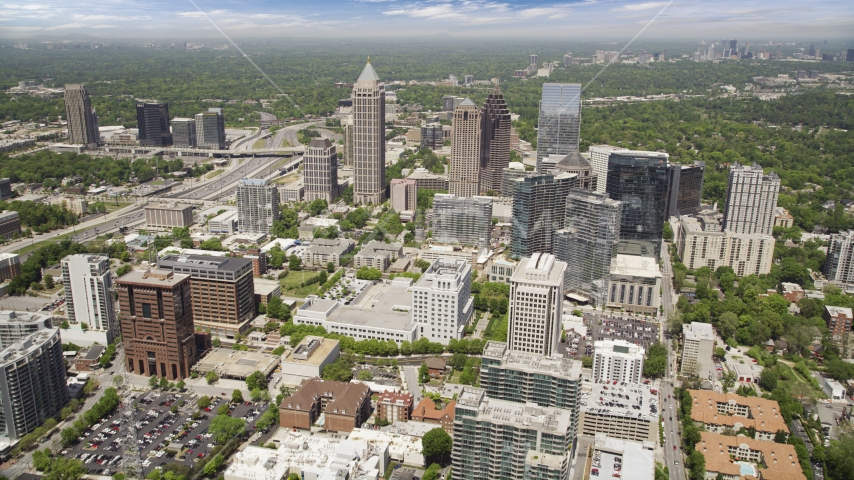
[[101, 145, 305, 158]]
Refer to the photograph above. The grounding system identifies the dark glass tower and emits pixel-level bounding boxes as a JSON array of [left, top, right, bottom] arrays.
[[605, 151, 669, 256], [136, 103, 172, 146], [510, 172, 577, 259], [479, 86, 511, 194], [666, 161, 705, 217]]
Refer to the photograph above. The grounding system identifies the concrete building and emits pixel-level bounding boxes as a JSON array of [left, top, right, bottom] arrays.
[[157, 254, 255, 338], [279, 336, 340, 385], [48, 196, 87, 216], [824, 306, 853, 342], [0, 311, 52, 348], [303, 138, 339, 204], [500, 164, 536, 197], [824, 230, 854, 287], [277, 179, 304, 203], [723, 162, 780, 236], [588, 145, 628, 194], [592, 339, 645, 384], [377, 391, 414, 424], [208, 210, 238, 234], [302, 238, 356, 267], [279, 378, 371, 433], [508, 253, 566, 357], [579, 382, 659, 444], [390, 178, 417, 213], [0, 211, 22, 240], [136, 103, 172, 146], [236, 178, 279, 234], [420, 123, 444, 149], [536, 83, 582, 171], [552, 151, 597, 191], [347, 427, 423, 467], [195, 108, 226, 150], [578, 435, 654, 480], [171, 117, 196, 148], [607, 254, 662, 315], [252, 277, 279, 304], [666, 161, 705, 217], [352, 59, 386, 205], [449, 99, 481, 198], [774, 207, 794, 228], [408, 168, 449, 192], [510, 173, 577, 259], [451, 387, 574, 480], [0, 179, 11, 201], [117, 269, 195, 380], [485, 255, 517, 284], [432, 194, 493, 248], [144, 203, 194, 230], [696, 432, 806, 480], [0, 328, 68, 449], [688, 390, 789, 441], [63, 84, 99, 147], [354, 241, 403, 271], [681, 322, 715, 379], [411, 258, 474, 344], [0, 253, 21, 283], [61, 254, 117, 343], [819, 375, 846, 401], [479, 87, 511, 194]]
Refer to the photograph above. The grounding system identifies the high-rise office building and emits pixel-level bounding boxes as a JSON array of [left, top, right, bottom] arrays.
[[479, 86, 511, 194], [723, 162, 780, 236], [449, 99, 481, 198], [563, 52, 573, 66], [117, 269, 195, 380], [342, 117, 354, 166], [236, 178, 280, 234], [352, 59, 386, 205], [666, 161, 706, 217], [510, 173, 577, 259], [847, 49, 854, 62], [432, 194, 493, 248], [64, 84, 100, 147], [0, 178, 11, 201], [420, 123, 444, 150], [303, 138, 338, 204], [195, 108, 226, 149], [410, 258, 474, 344], [809, 44, 816, 57], [61, 254, 117, 342], [588, 144, 628, 193], [592, 339, 645, 384], [824, 230, 854, 286], [500, 166, 536, 197], [137, 103, 172, 146], [730, 39, 738, 52], [390, 178, 417, 213], [0, 328, 68, 446], [443, 95, 464, 112], [536, 83, 581, 170], [508, 253, 565, 357], [681, 322, 714, 379], [171, 117, 196, 148], [157, 254, 255, 338], [605, 150, 669, 256], [555, 190, 621, 304]]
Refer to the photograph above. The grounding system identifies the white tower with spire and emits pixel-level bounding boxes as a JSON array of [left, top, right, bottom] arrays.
[[351, 57, 386, 205]]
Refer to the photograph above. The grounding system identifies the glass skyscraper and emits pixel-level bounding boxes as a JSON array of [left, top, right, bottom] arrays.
[[510, 173, 576, 259], [535, 83, 581, 171]]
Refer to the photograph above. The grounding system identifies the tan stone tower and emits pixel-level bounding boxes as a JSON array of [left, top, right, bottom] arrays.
[[352, 58, 386, 205], [449, 98, 481, 198]]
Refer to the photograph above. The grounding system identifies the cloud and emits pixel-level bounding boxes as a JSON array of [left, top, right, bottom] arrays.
[[620, 2, 669, 11], [356, 0, 396, 3], [383, 0, 572, 23], [71, 14, 152, 21], [90, 24, 119, 28], [43, 23, 89, 30], [177, 9, 230, 18], [2, 3, 50, 10]]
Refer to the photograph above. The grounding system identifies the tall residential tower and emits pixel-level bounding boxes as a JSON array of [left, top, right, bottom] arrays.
[[723, 162, 780, 236], [303, 138, 339, 204], [61, 254, 117, 343], [236, 178, 280, 234], [510, 173, 577, 259], [449, 99, 481, 197]]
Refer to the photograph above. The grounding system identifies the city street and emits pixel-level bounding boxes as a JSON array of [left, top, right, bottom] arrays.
[[401, 366, 423, 404], [659, 239, 685, 480]]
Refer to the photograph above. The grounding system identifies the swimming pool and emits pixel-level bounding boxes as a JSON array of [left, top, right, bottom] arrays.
[[735, 461, 756, 476]]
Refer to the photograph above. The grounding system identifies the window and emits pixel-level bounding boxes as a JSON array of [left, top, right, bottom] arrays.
[[142, 303, 152, 318]]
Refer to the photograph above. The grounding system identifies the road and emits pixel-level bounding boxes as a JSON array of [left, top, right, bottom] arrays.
[[401, 366, 422, 405], [659, 239, 686, 480]]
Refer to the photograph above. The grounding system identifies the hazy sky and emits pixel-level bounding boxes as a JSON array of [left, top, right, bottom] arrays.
[[1, 0, 853, 40]]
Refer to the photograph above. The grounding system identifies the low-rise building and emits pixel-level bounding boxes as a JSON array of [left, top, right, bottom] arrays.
[[302, 238, 356, 267], [75, 345, 105, 372], [781, 282, 805, 303], [484, 255, 516, 283], [354, 241, 403, 271], [688, 390, 789, 441], [576, 434, 655, 480], [144, 203, 194, 230], [48, 196, 88, 216], [279, 336, 340, 386], [376, 391, 414, 424], [695, 432, 806, 480], [347, 427, 424, 467], [681, 322, 715, 379], [606, 254, 661, 315], [818, 375, 846, 401], [0, 211, 21, 239], [592, 339, 645, 384], [579, 381, 659, 444], [0, 253, 21, 283], [407, 168, 448, 191], [824, 306, 852, 342], [411, 398, 456, 434], [278, 179, 304, 203], [208, 210, 238, 234], [725, 362, 764, 385], [774, 207, 794, 228], [253, 278, 281, 305], [279, 378, 371, 433]]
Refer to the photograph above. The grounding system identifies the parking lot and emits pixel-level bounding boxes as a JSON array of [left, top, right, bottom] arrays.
[[63, 391, 271, 476], [566, 313, 659, 358]]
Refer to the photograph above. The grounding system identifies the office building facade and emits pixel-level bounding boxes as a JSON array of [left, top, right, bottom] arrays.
[[236, 178, 279, 234], [588, 145, 628, 194], [510, 173, 576, 259], [352, 59, 386, 205], [666, 162, 705, 217], [681, 322, 715, 379], [144, 203, 195, 230], [64, 84, 100, 147], [195, 108, 226, 150], [0, 178, 11, 201], [508, 253, 565, 357], [480, 87, 511, 194], [171, 117, 196, 148], [303, 138, 339, 204], [605, 150, 669, 256], [420, 123, 444, 149], [536, 83, 582, 170], [117, 269, 195, 380], [136, 103, 172, 146], [592, 339, 645, 384], [500, 167, 536, 198], [432, 194, 493, 248], [607, 255, 662, 315], [0, 253, 21, 284], [411, 258, 474, 344], [61, 254, 117, 342], [449, 99, 481, 198], [390, 178, 417, 213], [0, 211, 21, 240], [723, 162, 780, 236], [825, 230, 854, 286]]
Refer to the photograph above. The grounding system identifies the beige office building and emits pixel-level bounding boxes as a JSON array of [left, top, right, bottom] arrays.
[[351, 59, 386, 205], [64, 84, 100, 147], [304, 138, 338, 204], [508, 253, 566, 357], [681, 322, 715, 379], [390, 178, 417, 213], [145, 204, 195, 230], [449, 99, 481, 198]]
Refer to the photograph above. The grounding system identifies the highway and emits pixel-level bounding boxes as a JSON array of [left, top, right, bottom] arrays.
[[659, 240, 686, 480]]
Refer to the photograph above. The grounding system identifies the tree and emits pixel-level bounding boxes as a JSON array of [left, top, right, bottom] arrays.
[[581, 356, 593, 368], [287, 474, 301, 480], [826, 434, 854, 480], [307, 199, 328, 216], [159, 376, 169, 390], [422, 464, 442, 480], [418, 362, 430, 383], [422, 428, 453, 466], [42, 457, 86, 480], [198, 396, 212, 409], [272, 346, 285, 356], [176, 380, 185, 390], [232, 389, 244, 404], [357, 370, 374, 381], [116, 264, 132, 277], [246, 371, 268, 391], [203, 454, 225, 475], [266, 296, 288, 320], [212, 337, 221, 347], [44, 273, 55, 289], [356, 266, 382, 280], [60, 320, 69, 329], [288, 255, 302, 271], [774, 430, 788, 444], [209, 415, 246, 444], [326, 262, 335, 273], [206, 371, 219, 385], [250, 388, 271, 401], [149, 375, 158, 388], [759, 368, 778, 391]]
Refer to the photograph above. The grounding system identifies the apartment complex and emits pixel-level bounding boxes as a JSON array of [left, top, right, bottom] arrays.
[[0, 253, 21, 283], [376, 391, 414, 424], [0, 211, 21, 239], [578, 382, 659, 444], [303, 138, 339, 203], [592, 339, 645, 384], [681, 322, 715, 379], [824, 306, 853, 342], [824, 230, 854, 286], [509, 173, 576, 259], [390, 178, 417, 213], [688, 390, 789, 441], [302, 238, 356, 267], [144, 203, 194, 230], [723, 162, 780, 236], [236, 178, 280, 234], [195, 108, 226, 150], [432, 194, 493, 248], [696, 432, 806, 480], [665, 162, 706, 217], [500, 165, 536, 197], [588, 145, 628, 194], [410, 258, 474, 344], [64, 84, 100, 147], [508, 253, 566, 357], [479, 86, 511, 194], [351, 59, 386, 205], [0, 328, 69, 446], [279, 378, 372, 433], [411, 398, 456, 433], [0, 311, 53, 348], [536, 83, 582, 170], [117, 269, 196, 380], [61, 254, 117, 342], [157, 254, 255, 338], [136, 103, 172, 146], [449, 99, 481, 198], [354, 241, 403, 271], [171, 117, 196, 148], [607, 254, 662, 316]]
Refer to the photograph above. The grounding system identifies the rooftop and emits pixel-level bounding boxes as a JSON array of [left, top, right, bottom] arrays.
[[305, 238, 356, 255], [482, 341, 582, 380], [456, 387, 572, 433], [116, 268, 189, 287], [594, 339, 645, 358], [0, 328, 60, 366], [326, 281, 416, 332], [610, 254, 662, 278], [280, 378, 370, 416], [193, 347, 279, 379], [158, 254, 251, 273], [580, 381, 659, 420], [283, 337, 339, 367], [592, 434, 655, 480], [253, 278, 281, 296], [696, 432, 805, 480], [0, 310, 52, 325], [513, 253, 565, 285], [683, 322, 715, 341], [83, 345, 105, 361], [689, 390, 789, 434], [825, 306, 853, 318]]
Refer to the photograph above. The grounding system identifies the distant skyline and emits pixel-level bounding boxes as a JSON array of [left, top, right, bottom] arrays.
[[0, 0, 852, 40]]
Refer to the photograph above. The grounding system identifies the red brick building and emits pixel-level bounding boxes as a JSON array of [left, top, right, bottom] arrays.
[[377, 391, 413, 423], [425, 357, 447, 378], [824, 306, 853, 342], [279, 378, 371, 433], [411, 398, 456, 434]]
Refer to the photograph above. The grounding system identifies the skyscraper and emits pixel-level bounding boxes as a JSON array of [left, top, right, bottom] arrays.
[[510, 172, 577, 259], [665, 161, 706, 217], [723, 162, 780, 236], [236, 178, 280, 234], [64, 84, 99, 147], [303, 138, 338, 203], [171, 117, 196, 148], [390, 178, 417, 213], [847, 49, 854, 62], [410, 258, 474, 344], [563, 52, 573, 66], [137, 103, 172, 146], [432, 194, 493, 248], [195, 108, 226, 149], [449, 99, 481, 197], [508, 253, 565, 357], [556, 190, 621, 304], [825, 230, 854, 286], [479, 86, 511, 195], [536, 83, 582, 170], [351, 58, 386, 205], [592, 339, 645, 384], [61, 254, 117, 343], [605, 150, 669, 256]]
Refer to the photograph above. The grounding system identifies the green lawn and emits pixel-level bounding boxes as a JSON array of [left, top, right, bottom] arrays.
[[253, 137, 267, 149], [206, 169, 225, 179], [279, 270, 323, 296]]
